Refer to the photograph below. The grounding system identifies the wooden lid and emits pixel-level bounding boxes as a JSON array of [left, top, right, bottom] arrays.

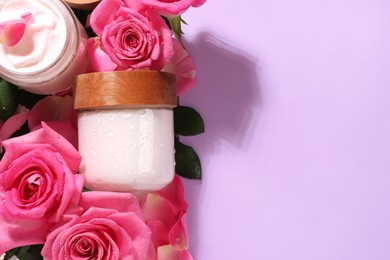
[[74, 71, 177, 110], [64, 0, 100, 10]]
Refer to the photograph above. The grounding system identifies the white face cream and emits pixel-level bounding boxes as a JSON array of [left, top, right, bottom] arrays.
[[0, 0, 67, 73], [78, 109, 175, 191], [0, 0, 88, 94]]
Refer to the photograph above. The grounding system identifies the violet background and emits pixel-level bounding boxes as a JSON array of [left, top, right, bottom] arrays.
[[180, 1, 390, 259]]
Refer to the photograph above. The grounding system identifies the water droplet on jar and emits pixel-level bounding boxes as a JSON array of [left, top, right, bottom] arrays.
[[107, 132, 115, 138], [138, 109, 147, 117], [123, 113, 132, 119]]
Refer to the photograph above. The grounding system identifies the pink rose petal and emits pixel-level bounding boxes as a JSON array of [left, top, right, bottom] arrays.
[[143, 193, 177, 224], [168, 213, 189, 249], [143, 193, 190, 249], [0, 110, 28, 143], [87, 37, 117, 72], [123, 0, 145, 11], [79, 191, 144, 219], [90, 0, 123, 36], [192, 0, 207, 7], [163, 38, 196, 95], [157, 245, 193, 260], [0, 12, 31, 47], [139, 0, 206, 17], [157, 175, 189, 214], [27, 95, 74, 131], [146, 220, 171, 246], [0, 207, 52, 253], [27, 95, 78, 148], [2, 123, 81, 173], [44, 121, 78, 149], [143, 8, 174, 70], [139, 176, 191, 253]]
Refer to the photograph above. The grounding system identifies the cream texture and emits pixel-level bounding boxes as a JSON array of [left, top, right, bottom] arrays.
[[78, 108, 175, 191], [0, 0, 67, 73]]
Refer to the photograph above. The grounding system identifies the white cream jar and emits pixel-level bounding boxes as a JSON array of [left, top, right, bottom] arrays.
[[75, 71, 177, 191], [0, 0, 88, 94]]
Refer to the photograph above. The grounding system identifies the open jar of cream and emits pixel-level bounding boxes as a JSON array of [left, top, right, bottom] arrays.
[[74, 71, 177, 191], [0, 0, 88, 94]]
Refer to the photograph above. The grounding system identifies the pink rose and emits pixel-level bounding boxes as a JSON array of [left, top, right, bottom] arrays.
[[137, 0, 207, 17], [88, 0, 173, 71], [138, 176, 192, 259], [0, 123, 84, 253], [42, 191, 154, 260]]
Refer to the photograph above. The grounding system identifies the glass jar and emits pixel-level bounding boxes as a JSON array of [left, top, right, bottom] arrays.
[[0, 0, 89, 94], [74, 70, 177, 191]]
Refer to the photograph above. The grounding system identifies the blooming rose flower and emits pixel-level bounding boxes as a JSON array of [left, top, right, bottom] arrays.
[[88, 0, 173, 71], [42, 191, 154, 260], [137, 0, 207, 17], [137, 176, 192, 259], [0, 123, 84, 253]]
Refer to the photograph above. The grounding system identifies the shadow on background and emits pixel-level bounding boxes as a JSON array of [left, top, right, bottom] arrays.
[[182, 32, 262, 161], [181, 32, 262, 258]]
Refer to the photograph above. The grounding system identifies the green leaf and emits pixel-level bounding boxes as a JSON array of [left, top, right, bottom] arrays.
[[5, 246, 30, 260], [25, 244, 44, 260], [175, 139, 202, 179], [168, 16, 187, 40], [174, 106, 205, 136], [16, 246, 30, 259], [5, 245, 43, 260], [0, 78, 19, 120], [4, 248, 18, 260]]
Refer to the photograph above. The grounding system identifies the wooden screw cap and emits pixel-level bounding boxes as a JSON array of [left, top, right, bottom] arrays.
[[64, 0, 101, 10], [74, 70, 177, 110]]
